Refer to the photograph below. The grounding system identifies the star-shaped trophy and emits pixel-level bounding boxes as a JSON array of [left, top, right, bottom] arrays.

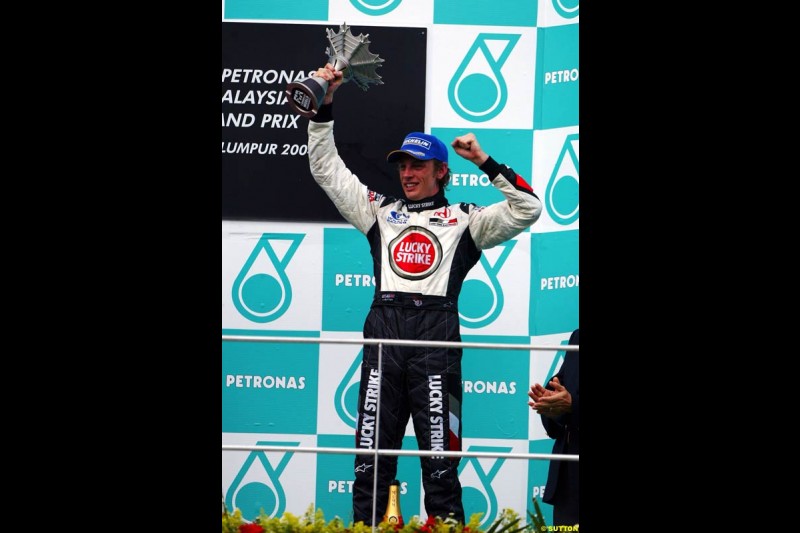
[[286, 23, 385, 118]]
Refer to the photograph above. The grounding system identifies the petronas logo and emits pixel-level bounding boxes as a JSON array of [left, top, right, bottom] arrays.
[[458, 445, 512, 528], [334, 352, 362, 429], [448, 34, 520, 122], [232, 233, 304, 323], [225, 441, 298, 521], [459, 241, 516, 328], [544, 134, 579, 225], [349, 0, 402, 16], [553, 0, 580, 19]]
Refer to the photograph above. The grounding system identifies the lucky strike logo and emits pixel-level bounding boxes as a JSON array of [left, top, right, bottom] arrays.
[[388, 227, 442, 280]]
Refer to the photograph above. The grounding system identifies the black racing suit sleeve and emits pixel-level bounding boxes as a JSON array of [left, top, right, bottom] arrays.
[[310, 103, 333, 123]]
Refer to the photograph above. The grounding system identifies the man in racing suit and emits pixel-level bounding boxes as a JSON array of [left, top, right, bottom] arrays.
[[306, 64, 543, 526]]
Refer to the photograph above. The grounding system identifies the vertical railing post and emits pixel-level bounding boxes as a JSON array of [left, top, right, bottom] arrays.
[[370, 340, 384, 530]]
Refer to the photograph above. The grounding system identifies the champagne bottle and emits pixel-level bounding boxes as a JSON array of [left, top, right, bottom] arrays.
[[382, 479, 404, 527]]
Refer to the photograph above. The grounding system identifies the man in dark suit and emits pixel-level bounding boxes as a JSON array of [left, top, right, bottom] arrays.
[[528, 328, 579, 526]]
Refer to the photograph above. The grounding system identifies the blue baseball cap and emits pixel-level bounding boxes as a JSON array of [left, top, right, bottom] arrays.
[[386, 132, 448, 164]]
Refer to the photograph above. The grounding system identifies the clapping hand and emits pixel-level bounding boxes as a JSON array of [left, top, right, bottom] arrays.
[[528, 377, 572, 418]]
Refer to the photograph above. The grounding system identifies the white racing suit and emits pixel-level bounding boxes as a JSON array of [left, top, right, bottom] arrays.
[[308, 106, 542, 525]]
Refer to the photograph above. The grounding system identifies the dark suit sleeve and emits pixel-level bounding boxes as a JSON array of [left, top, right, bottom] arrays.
[[540, 329, 579, 441], [540, 365, 566, 440]]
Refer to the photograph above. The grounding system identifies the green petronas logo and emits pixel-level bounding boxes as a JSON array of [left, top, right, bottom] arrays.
[[545, 133, 579, 225], [334, 352, 363, 429], [544, 338, 570, 384], [553, 0, 580, 19], [459, 445, 511, 528], [232, 233, 305, 323], [459, 240, 516, 328], [225, 441, 298, 521], [448, 34, 520, 122], [349, 0, 402, 16]]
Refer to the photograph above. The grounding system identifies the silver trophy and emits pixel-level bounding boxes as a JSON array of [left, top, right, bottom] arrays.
[[286, 23, 385, 118]]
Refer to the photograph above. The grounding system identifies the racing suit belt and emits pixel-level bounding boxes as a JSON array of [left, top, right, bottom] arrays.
[[372, 291, 458, 312]]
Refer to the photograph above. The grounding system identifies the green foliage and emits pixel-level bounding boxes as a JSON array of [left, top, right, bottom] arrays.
[[527, 497, 546, 532], [222, 508, 247, 533], [222, 497, 550, 532], [484, 508, 529, 533]]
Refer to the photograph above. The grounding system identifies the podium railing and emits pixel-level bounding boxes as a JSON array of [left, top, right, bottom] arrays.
[[221, 334, 579, 527]]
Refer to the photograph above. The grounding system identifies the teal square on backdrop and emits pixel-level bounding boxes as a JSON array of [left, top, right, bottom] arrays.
[[432, 127, 534, 210], [527, 439, 555, 526], [224, 0, 327, 21], [434, 0, 537, 27], [529, 230, 578, 336], [461, 334, 531, 439], [322, 227, 374, 331], [222, 330, 320, 434], [534, 24, 579, 130]]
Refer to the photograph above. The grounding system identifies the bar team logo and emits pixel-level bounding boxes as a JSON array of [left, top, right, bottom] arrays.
[[232, 233, 305, 323]]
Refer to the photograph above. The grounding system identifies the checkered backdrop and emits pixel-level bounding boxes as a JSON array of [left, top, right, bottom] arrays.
[[222, 0, 579, 527]]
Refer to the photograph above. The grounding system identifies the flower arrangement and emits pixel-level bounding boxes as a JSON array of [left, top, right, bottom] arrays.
[[222, 497, 549, 533]]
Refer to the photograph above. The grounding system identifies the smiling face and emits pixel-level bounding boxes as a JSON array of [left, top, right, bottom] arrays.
[[395, 155, 447, 201]]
